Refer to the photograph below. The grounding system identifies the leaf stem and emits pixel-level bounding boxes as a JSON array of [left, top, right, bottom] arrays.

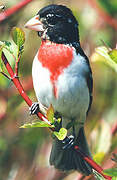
[[2, 52, 32, 106], [15, 55, 21, 77], [0, 71, 11, 80]]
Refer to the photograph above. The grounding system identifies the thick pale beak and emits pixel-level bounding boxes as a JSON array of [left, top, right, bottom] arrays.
[[24, 15, 44, 32]]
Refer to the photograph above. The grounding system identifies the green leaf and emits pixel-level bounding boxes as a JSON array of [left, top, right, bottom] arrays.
[[11, 27, 25, 55], [47, 104, 55, 124], [91, 46, 117, 73], [3, 41, 18, 57], [112, 177, 117, 180], [56, 118, 62, 124], [93, 152, 105, 165], [0, 40, 18, 64], [104, 168, 117, 176], [20, 121, 55, 128], [108, 49, 117, 63], [53, 128, 67, 140], [3, 48, 16, 67]]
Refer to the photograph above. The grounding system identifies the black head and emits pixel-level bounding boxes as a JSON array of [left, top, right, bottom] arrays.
[[25, 4, 79, 45]]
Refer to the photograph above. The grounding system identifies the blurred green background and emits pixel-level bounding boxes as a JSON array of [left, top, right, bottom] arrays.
[[0, 0, 117, 179]]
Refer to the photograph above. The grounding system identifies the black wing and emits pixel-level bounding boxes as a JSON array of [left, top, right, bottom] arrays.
[[75, 45, 93, 114], [86, 66, 93, 114]]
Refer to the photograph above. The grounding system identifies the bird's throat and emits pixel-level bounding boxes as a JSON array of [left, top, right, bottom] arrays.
[[38, 40, 73, 98]]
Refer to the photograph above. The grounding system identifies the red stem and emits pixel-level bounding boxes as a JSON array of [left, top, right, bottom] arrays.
[[1, 52, 48, 124], [15, 55, 22, 77], [0, 0, 34, 22], [1, 52, 112, 180], [111, 123, 117, 135], [2, 53, 32, 106], [88, 0, 117, 30], [74, 146, 112, 180]]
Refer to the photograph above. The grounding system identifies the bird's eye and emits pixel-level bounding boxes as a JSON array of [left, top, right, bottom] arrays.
[[46, 14, 54, 18], [46, 13, 56, 25], [46, 13, 61, 25]]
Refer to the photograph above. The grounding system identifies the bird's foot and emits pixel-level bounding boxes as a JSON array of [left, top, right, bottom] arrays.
[[62, 135, 75, 149], [29, 102, 40, 115]]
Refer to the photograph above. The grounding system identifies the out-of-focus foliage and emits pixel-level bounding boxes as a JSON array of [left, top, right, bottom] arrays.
[[0, 0, 117, 180], [104, 168, 117, 177], [98, 0, 117, 16], [91, 46, 117, 72]]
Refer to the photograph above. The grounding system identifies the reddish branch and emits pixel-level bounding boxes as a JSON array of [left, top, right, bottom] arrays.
[[0, 106, 6, 122], [88, 0, 117, 30], [74, 146, 112, 179], [102, 148, 117, 171], [1, 52, 112, 180], [15, 55, 21, 77], [0, 0, 34, 23], [1, 53, 48, 124], [111, 122, 117, 135]]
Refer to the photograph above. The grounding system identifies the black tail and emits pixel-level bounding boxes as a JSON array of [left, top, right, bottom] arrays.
[[50, 127, 92, 175]]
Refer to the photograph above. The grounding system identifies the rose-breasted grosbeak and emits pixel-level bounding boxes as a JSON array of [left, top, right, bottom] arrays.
[[25, 4, 93, 175]]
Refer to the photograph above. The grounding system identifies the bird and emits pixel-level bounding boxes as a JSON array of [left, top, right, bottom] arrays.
[[25, 4, 93, 175]]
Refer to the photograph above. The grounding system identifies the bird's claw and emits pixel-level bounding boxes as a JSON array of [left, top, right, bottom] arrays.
[[62, 135, 75, 149], [29, 102, 40, 115]]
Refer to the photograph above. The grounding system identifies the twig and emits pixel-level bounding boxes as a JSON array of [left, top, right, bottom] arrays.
[[74, 146, 112, 180], [102, 148, 117, 170], [88, 0, 117, 30], [0, 71, 11, 80], [1, 52, 50, 125], [0, 0, 34, 23], [111, 123, 117, 136], [1, 52, 112, 180], [15, 55, 21, 77]]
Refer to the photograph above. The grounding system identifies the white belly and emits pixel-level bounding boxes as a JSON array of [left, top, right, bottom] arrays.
[[32, 51, 89, 122]]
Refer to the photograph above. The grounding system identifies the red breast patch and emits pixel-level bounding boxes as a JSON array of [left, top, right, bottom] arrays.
[[38, 41, 73, 98]]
